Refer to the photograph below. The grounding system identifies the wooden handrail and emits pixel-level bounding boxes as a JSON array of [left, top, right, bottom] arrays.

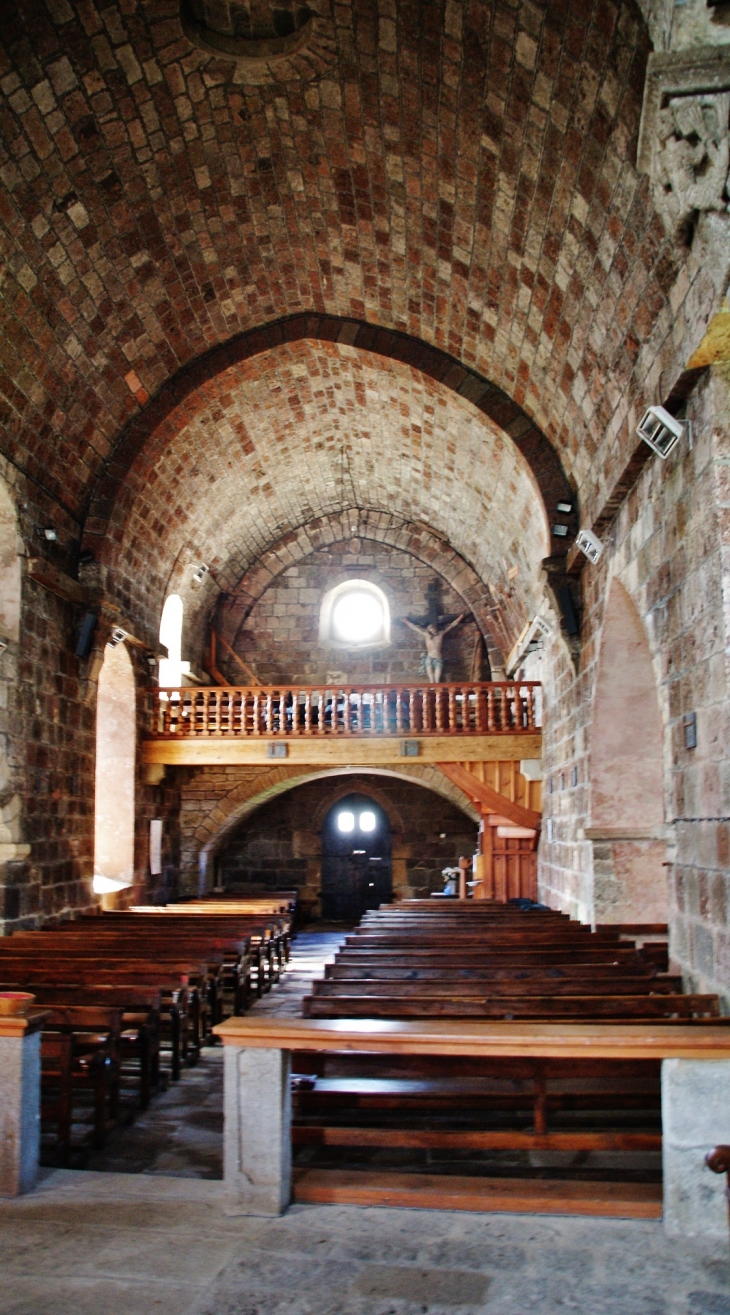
[[144, 681, 542, 739]]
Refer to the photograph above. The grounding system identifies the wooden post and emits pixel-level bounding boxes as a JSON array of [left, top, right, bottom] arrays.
[[458, 855, 469, 901]]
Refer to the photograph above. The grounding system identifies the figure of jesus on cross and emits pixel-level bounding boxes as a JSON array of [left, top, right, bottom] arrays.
[[401, 613, 467, 683]]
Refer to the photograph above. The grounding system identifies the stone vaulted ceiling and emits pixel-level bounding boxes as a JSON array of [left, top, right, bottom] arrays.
[[100, 339, 549, 648], [0, 0, 705, 630]]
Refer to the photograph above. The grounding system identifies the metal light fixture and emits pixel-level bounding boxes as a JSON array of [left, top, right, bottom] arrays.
[[109, 627, 127, 646], [192, 563, 209, 584], [576, 528, 604, 564], [636, 405, 688, 460]]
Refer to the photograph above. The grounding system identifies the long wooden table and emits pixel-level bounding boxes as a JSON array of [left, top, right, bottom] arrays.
[[212, 1016, 730, 1232]]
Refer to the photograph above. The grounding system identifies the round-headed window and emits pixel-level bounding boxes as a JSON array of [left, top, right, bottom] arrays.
[[320, 580, 390, 650]]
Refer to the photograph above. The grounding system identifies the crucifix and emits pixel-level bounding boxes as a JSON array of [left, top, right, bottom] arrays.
[[401, 612, 467, 683]]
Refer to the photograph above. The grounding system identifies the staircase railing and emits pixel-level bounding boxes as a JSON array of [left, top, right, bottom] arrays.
[[145, 682, 542, 739]]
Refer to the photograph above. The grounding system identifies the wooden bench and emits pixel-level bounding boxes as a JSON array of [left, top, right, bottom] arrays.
[[1, 984, 162, 1109], [39, 1005, 122, 1160], [213, 1015, 730, 1233]]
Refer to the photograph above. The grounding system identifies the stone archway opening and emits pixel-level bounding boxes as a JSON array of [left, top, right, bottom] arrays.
[[588, 580, 667, 923], [94, 641, 136, 907], [0, 472, 24, 929], [202, 768, 478, 915]]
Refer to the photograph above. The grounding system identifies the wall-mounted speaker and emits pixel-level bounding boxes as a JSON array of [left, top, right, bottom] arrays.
[[75, 611, 97, 659], [557, 586, 579, 636]]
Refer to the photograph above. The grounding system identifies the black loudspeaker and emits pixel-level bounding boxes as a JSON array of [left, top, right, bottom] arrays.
[[557, 586, 579, 636], [75, 611, 97, 658]]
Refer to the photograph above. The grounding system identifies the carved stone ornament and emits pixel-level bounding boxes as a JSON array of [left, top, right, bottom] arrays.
[[638, 46, 730, 292]]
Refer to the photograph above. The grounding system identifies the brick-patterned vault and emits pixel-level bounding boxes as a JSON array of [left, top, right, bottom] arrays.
[[96, 338, 550, 653], [0, 0, 718, 563]]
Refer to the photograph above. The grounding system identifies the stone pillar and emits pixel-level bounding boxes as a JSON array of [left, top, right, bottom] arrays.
[[223, 1045, 292, 1215], [0, 1018, 43, 1197], [662, 1058, 730, 1236]]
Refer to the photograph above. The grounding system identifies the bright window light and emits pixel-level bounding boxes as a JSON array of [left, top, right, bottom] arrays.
[[332, 590, 384, 644], [93, 874, 131, 895], [359, 810, 376, 832], [159, 593, 186, 688], [337, 810, 355, 833]]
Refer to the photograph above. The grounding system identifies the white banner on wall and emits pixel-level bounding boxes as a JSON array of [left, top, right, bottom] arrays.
[[150, 818, 163, 876]]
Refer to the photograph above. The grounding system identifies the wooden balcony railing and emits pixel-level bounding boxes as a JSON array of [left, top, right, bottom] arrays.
[[145, 682, 542, 740]]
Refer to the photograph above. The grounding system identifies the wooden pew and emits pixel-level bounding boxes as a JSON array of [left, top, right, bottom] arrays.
[[293, 900, 722, 1181], [40, 1005, 122, 1159], [1, 983, 161, 1109]]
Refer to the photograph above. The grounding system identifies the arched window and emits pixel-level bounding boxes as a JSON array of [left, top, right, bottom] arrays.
[[158, 593, 187, 688], [319, 579, 390, 649], [94, 641, 136, 896]]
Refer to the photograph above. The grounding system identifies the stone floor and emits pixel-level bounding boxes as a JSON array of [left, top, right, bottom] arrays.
[[83, 1048, 225, 1178], [0, 1169, 728, 1315], [81, 931, 346, 1179]]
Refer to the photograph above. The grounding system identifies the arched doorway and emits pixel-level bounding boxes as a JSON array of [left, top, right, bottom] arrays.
[[94, 641, 136, 901], [320, 793, 392, 922], [589, 580, 667, 923], [0, 472, 24, 927]]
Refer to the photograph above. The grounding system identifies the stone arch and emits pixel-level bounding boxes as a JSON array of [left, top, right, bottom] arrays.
[[0, 474, 21, 649], [218, 509, 508, 662], [82, 314, 576, 563], [184, 763, 478, 891], [94, 642, 136, 903], [0, 470, 27, 926], [588, 578, 667, 923]]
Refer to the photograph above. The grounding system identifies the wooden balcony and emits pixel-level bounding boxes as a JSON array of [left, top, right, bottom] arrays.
[[142, 681, 542, 767]]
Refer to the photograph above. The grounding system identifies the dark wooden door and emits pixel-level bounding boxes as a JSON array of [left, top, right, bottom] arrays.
[[320, 794, 392, 922]]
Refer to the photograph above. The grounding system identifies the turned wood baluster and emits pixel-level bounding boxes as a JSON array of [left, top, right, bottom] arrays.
[[304, 691, 311, 734], [408, 687, 416, 733], [475, 685, 484, 732], [396, 690, 404, 733], [318, 690, 326, 734], [232, 690, 240, 735], [435, 686, 444, 733], [526, 685, 535, 730], [448, 685, 457, 733]]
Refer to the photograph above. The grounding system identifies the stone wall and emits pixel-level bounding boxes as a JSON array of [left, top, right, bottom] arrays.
[[538, 365, 730, 1009], [227, 539, 487, 687]]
